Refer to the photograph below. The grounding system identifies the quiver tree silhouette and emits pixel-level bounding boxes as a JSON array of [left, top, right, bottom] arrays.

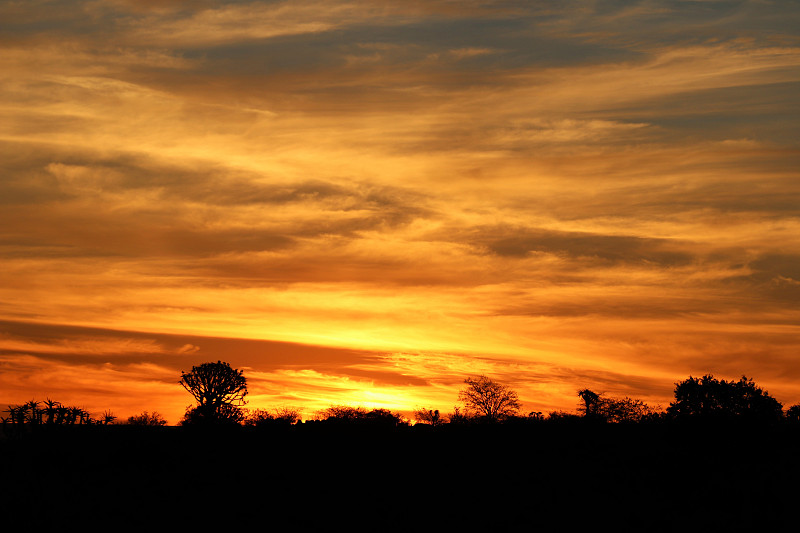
[[667, 374, 782, 422], [458, 375, 521, 422], [180, 360, 248, 425]]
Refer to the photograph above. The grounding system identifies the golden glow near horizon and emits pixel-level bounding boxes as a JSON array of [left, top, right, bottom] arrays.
[[1, 1, 800, 424]]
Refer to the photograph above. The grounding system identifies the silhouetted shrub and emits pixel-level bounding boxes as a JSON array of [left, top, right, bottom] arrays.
[[244, 407, 301, 428], [413, 407, 443, 426], [784, 404, 800, 422], [315, 405, 405, 427], [181, 402, 245, 426], [546, 411, 582, 422], [445, 406, 473, 425], [2, 399, 97, 428], [127, 411, 167, 426]]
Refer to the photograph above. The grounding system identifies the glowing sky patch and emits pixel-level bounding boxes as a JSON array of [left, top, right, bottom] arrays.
[[1, 0, 799, 422]]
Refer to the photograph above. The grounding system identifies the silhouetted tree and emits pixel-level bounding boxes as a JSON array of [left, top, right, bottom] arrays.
[[546, 410, 581, 422], [244, 407, 301, 428], [667, 374, 782, 422], [244, 408, 274, 427], [413, 408, 443, 426], [273, 406, 302, 424], [127, 411, 167, 426], [315, 405, 405, 427], [458, 375, 521, 422], [785, 404, 800, 423], [446, 406, 472, 424], [598, 396, 658, 423], [577, 388, 661, 423], [179, 360, 247, 424], [363, 408, 406, 427], [577, 389, 601, 418], [316, 405, 368, 421]]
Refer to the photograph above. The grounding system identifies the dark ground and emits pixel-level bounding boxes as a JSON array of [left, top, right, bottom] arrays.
[[2, 421, 799, 531]]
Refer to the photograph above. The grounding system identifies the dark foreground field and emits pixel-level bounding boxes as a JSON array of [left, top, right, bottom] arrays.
[[2, 422, 799, 531]]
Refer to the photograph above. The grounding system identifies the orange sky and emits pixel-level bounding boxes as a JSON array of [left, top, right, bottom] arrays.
[[2, 0, 800, 424]]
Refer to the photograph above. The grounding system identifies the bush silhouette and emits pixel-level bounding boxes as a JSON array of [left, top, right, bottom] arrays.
[[315, 405, 405, 427], [127, 411, 167, 426], [667, 374, 782, 422]]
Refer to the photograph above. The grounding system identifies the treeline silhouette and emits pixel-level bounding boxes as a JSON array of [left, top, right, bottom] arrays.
[[3, 363, 800, 531], [4, 362, 797, 431]]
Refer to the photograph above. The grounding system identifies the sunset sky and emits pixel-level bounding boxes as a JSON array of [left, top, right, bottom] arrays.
[[2, 0, 799, 424]]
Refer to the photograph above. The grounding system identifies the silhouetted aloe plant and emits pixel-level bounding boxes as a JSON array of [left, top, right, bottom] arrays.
[[43, 398, 60, 425], [25, 400, 42, 425]]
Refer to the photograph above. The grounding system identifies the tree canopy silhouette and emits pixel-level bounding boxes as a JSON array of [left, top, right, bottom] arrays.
[[576, 389, 658, 423], [667, 374, 782, 421], [413, 407, 443, 426], [180, 361, 248, 424], [244, 407, 302, 428], [786, 404, 800, 422], [577, 389, 600, 418], [315, 405, 405, 427], [458, 375, 521, 421], [600, 396, 658, 423], [127, 411, 167, 426]]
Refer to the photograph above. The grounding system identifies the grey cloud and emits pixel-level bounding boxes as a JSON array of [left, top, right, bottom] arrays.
[[600, 81, 800, 144], [718, 254, 800, 307], [538, 0, 800, 45], [621, 177, 800, 218], [493, 298, 711, 321], [462, 225, 695, 266], [750, 254, 800, 282], [496, 162, 800, 224]]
